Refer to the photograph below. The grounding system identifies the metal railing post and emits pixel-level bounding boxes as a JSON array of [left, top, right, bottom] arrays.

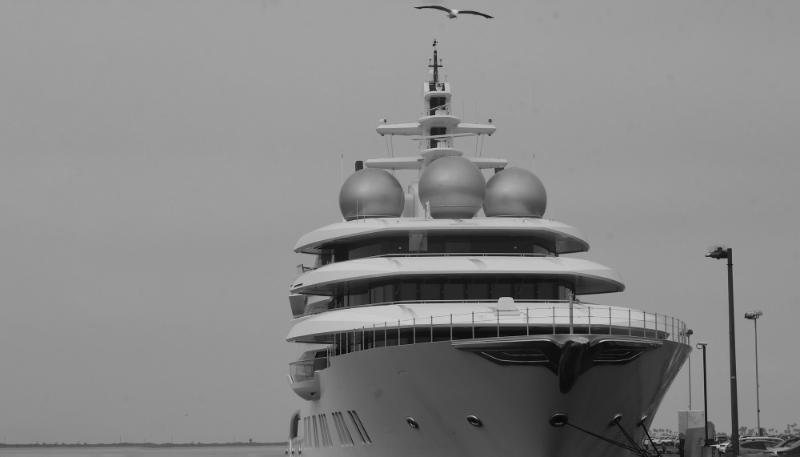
[[472, 312, 475, 339], [655, 313, 659, 339], [569, 294, 574, 334]]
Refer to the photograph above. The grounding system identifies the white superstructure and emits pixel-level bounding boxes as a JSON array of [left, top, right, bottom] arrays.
[[284, 41, 691, 457]]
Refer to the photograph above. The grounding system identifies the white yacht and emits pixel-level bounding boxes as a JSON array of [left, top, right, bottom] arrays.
[[285, 41, 691, 457]]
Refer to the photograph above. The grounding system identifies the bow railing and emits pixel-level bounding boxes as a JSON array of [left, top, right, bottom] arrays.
[[324, 303, 690, 358]]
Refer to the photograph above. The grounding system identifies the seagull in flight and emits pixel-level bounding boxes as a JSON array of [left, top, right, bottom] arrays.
[[415, 6, 493, 19]]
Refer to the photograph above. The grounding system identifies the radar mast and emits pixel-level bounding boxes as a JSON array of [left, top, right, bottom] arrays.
[[429, 39, 442, 84]]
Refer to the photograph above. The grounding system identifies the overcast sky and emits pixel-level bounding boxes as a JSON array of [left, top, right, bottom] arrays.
[[1, 0, 798, 444]]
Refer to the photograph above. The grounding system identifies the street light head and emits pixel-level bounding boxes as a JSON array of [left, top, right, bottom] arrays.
[[686, 329, 694, 336], [696, 342, 708, 349], [706, 245, 729, 259], [744, 311, 763, 320]]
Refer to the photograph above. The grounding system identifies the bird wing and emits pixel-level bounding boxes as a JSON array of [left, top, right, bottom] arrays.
[[458, 10, 493, 18], [415, 5, 453, 13]]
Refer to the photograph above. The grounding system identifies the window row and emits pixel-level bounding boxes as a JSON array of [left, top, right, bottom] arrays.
[[329, 275, 573, 308], [315, 234, 555, 266]]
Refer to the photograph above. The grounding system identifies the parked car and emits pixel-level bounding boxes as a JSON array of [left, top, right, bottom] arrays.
[[769, 437, 800, 455], [712, 441, 730, 453], [722, 437, 784, 456], [775, 440, 800, 455], [659, 438, 679, 454]]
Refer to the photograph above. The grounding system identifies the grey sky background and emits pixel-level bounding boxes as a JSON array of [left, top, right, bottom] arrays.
[[1, 0, 798, 444]]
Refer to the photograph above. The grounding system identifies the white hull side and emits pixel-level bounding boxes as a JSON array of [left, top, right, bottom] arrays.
[[291, 336, 690, 457]]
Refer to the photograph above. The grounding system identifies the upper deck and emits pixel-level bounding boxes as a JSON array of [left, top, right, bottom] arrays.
[[294, 217, 590, 255]]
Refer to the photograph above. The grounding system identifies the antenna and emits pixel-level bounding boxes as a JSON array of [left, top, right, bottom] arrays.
[[429, 40, 442, 84], [340, 83, 345, 183]]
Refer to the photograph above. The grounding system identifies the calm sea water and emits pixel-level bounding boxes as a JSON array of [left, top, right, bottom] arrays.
[[0, 447, 286, 457]]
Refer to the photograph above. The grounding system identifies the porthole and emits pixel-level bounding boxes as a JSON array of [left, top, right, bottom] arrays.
[[549, 412, 568, 427], [406, 417, 419, 429], [466, 415, 482, 427]]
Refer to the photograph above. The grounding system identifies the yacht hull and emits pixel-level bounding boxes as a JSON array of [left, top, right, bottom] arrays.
[[291, 336, 690, 457]]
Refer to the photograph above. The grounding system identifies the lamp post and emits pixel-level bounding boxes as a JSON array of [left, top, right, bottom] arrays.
[[706, 246, 740, 456], [745, 311, 763, 436], [686, 329, 694, 410], [696, 342, 709, 446]]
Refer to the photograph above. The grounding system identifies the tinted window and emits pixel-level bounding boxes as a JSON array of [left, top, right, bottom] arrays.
[[443, 280, 467, 300], [420, 281, 441, 300], [467, 280, 490, 300], [491, 281, 513, 299], [517, 280, 536, 300], [398, 281, 418, 301], [325, 234, 556, 262], [332, 275, 572, 307]]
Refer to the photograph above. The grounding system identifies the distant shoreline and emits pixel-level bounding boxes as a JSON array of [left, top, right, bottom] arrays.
[[0, 443, 286, 449]]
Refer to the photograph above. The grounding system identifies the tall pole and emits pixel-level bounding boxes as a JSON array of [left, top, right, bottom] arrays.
[[746, 311, 764, 436], [689, 337, 692, 410], [754, 317, 761, 436], [727, 249, 740, 455], [706, 247, 740, 455], [702, 345, 709, 444], [687, 330, 693, 410]]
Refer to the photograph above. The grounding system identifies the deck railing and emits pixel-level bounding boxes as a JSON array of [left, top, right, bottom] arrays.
[[324, 303, 690, 359], [288, 357, 330, 383]]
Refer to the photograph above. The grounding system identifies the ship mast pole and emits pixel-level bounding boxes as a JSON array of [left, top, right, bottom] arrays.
[[429, 39, 442, 84]]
